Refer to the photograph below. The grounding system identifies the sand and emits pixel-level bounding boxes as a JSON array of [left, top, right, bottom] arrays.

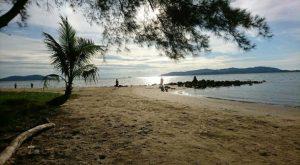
[[5, 86, 300, 164]]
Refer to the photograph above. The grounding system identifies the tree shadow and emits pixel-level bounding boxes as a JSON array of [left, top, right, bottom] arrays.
[[47, 95, 69, 106]]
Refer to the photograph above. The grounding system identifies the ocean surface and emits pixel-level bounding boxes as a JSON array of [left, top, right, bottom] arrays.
[[0, 72, 299, 106]]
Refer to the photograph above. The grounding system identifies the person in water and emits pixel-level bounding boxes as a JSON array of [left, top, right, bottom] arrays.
[[14, 83, 17, 89], [31, 83, 33, 88]]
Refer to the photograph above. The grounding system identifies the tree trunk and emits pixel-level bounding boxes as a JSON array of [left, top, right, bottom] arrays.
[[0, 123, 55, 165], [0, 0, 29, 29], [64, 83, 73, 97]]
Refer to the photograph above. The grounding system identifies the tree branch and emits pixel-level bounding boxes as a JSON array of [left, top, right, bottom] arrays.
[[0, 0, 29, 29], [0, 123, 55, 164]]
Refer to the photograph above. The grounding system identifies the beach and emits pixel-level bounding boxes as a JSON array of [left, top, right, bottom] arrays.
[[4, 86, 300, 164]]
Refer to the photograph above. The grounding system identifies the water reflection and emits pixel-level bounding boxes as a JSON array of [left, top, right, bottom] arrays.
[[138, 76, 171, 85]]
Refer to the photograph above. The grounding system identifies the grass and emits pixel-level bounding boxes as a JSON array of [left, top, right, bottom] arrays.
[[0, 91, 63, 150]]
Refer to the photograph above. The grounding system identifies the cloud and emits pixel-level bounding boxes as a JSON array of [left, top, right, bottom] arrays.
[[209, 35, 240, 54], [277, 27, 300, 41], [1, 1, 300, 78], [0, 33, 49, 62], [1, 2, 103, 40], [231, 0, 300, 22], [0, 33, 53, 77]]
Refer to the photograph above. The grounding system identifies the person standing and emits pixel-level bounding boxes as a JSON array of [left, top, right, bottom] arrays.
[[115, 79, 119, 87], [160, 77, 165, 92], [160, 77, 164, 86], [14, 83, 17, 89], [31, 83, 33, 88]]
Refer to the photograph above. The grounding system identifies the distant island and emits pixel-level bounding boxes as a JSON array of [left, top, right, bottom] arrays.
[[161, 66, 300, 76], [0, 75, 45, 81]]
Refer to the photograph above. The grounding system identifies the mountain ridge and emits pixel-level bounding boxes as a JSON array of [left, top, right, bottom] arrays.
[[0, 75, 45, 81], [161, 66, 300, 76]]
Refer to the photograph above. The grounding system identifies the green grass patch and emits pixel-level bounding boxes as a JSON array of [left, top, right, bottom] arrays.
[[0, 91, 63, 150]]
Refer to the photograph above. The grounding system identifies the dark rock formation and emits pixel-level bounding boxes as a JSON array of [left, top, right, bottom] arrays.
[[166, 78, 266, 89]]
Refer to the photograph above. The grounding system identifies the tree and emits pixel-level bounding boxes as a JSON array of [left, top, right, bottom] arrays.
[[43, 16, 104, 97], [1, 0, 272, 59], [0, 0, 29, 28]]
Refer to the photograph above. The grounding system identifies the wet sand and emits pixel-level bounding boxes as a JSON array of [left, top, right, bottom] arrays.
[[5, 86, 300, 164]]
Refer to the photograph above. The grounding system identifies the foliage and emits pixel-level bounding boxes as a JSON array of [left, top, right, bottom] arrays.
[[1, 0, 272, 59]]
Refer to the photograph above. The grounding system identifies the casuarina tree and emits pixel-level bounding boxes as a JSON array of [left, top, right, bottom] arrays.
[[1, 0, 272, 60]]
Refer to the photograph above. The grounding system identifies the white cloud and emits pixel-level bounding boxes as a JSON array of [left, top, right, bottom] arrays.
[[231, 0, 300, 22], [0, 2, 103, 38], [0, 33, 53, 77], [209, 35, 240, 54], [0, 33, 49, 62]]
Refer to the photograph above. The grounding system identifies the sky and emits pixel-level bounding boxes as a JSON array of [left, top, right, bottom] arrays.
[[0, 0, 300, 78]]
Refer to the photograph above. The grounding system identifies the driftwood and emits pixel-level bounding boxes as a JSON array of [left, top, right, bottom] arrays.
[[0, 123, 55, 165]]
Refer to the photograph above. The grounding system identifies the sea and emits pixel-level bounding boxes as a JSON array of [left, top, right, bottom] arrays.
[[0, 72, 299, 107]]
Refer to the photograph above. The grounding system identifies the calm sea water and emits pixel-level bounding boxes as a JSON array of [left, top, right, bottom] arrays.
[[0, 72, 299, 106]]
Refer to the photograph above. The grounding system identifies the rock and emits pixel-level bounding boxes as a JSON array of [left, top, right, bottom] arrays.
[[168, 78, 266, 89], [259, 151, 270, 156], [56, 151, 66, 158], [99, 155, 106, 159], [71, 130, 80, 135], [33, 149, 40, 155]]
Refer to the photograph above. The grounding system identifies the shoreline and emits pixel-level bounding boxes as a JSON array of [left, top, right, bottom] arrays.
[[134, 86, 300, 119], [205, 96, 300, 108], [2, 86, 299, 119], [2, 84, 299, 108], [172, 88, 300, 108], [2, 85, 300, 109]]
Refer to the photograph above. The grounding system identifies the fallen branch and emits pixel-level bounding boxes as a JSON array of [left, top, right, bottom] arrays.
[[0, 123, 55, 165]]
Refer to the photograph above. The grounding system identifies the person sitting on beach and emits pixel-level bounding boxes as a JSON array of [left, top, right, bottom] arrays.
[[165, 86, 170, 92], [160, 86, 165, 92]]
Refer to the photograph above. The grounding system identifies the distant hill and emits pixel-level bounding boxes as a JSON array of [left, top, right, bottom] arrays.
[[161, 67, 300, 76], [0, 75, 45, 81]]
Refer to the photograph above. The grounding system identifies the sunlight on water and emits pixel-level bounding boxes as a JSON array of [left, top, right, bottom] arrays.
[[139, 76, 161, 85], [138, 76, 172, 85]]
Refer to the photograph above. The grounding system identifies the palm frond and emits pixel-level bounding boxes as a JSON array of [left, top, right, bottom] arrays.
[[58, 16, 77, 61], [80, 64, 99, 82], [43, 74, 66, 89], [75, 38, 105, 67], [43, 32, 69, 76]]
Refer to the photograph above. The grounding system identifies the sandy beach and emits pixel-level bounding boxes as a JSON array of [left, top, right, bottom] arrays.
[[5, 86, 300, 164]]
